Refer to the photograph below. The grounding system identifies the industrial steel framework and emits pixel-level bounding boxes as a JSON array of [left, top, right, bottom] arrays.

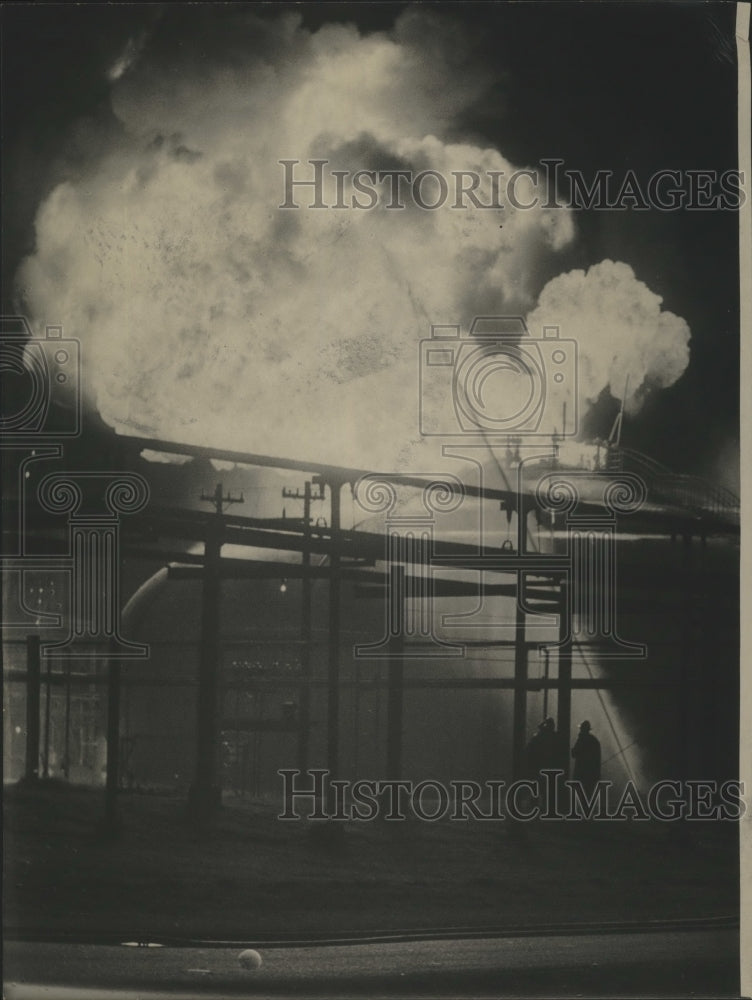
[[6, 434, 739, 831]]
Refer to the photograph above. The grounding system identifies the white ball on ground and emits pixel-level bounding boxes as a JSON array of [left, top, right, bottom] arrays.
[[238, 949, 263, 970]]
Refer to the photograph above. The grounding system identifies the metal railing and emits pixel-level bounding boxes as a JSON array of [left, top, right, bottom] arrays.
[[607, 447, 739, 525]]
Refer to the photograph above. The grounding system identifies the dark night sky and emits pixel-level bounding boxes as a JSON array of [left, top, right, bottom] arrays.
[[1, 2, 742, 485]]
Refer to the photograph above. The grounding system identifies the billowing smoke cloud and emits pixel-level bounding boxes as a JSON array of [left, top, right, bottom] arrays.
[[15, 9, 689, 471], [526, 260, 691, 420]]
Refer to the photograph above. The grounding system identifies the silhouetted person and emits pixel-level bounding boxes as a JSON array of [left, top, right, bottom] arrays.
[[571, 720, 601, 796]]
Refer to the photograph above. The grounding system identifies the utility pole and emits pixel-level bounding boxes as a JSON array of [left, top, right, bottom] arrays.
[[188, 483, 243, 824], [281, 478, 325, 773]]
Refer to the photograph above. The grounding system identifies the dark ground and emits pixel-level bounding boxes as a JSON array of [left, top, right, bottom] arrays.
[[3, 781, 740, 940], [3, 930, 743, 998]]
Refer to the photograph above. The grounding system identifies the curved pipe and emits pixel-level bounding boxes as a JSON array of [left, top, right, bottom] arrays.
[[121, 566, 170, 638]]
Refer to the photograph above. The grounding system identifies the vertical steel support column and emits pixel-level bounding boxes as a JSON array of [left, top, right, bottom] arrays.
[[189, 516, 223, 821], [512, 575, 527, 781], [42, 657, 52, 778], [557, 577, 572, 776], [326, 480, 342, 804], [679, 532, 693, 784], [386, 616, 405, 780], [63, 663, 71, 779], [298, 481, 313, 773], [25, 635, 41, 782]]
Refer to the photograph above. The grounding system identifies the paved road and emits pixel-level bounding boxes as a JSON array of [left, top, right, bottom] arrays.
[[3, 928, 741, 998]]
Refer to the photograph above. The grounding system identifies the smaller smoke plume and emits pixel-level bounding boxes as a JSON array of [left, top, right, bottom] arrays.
[[526, 260, 691, 425]]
